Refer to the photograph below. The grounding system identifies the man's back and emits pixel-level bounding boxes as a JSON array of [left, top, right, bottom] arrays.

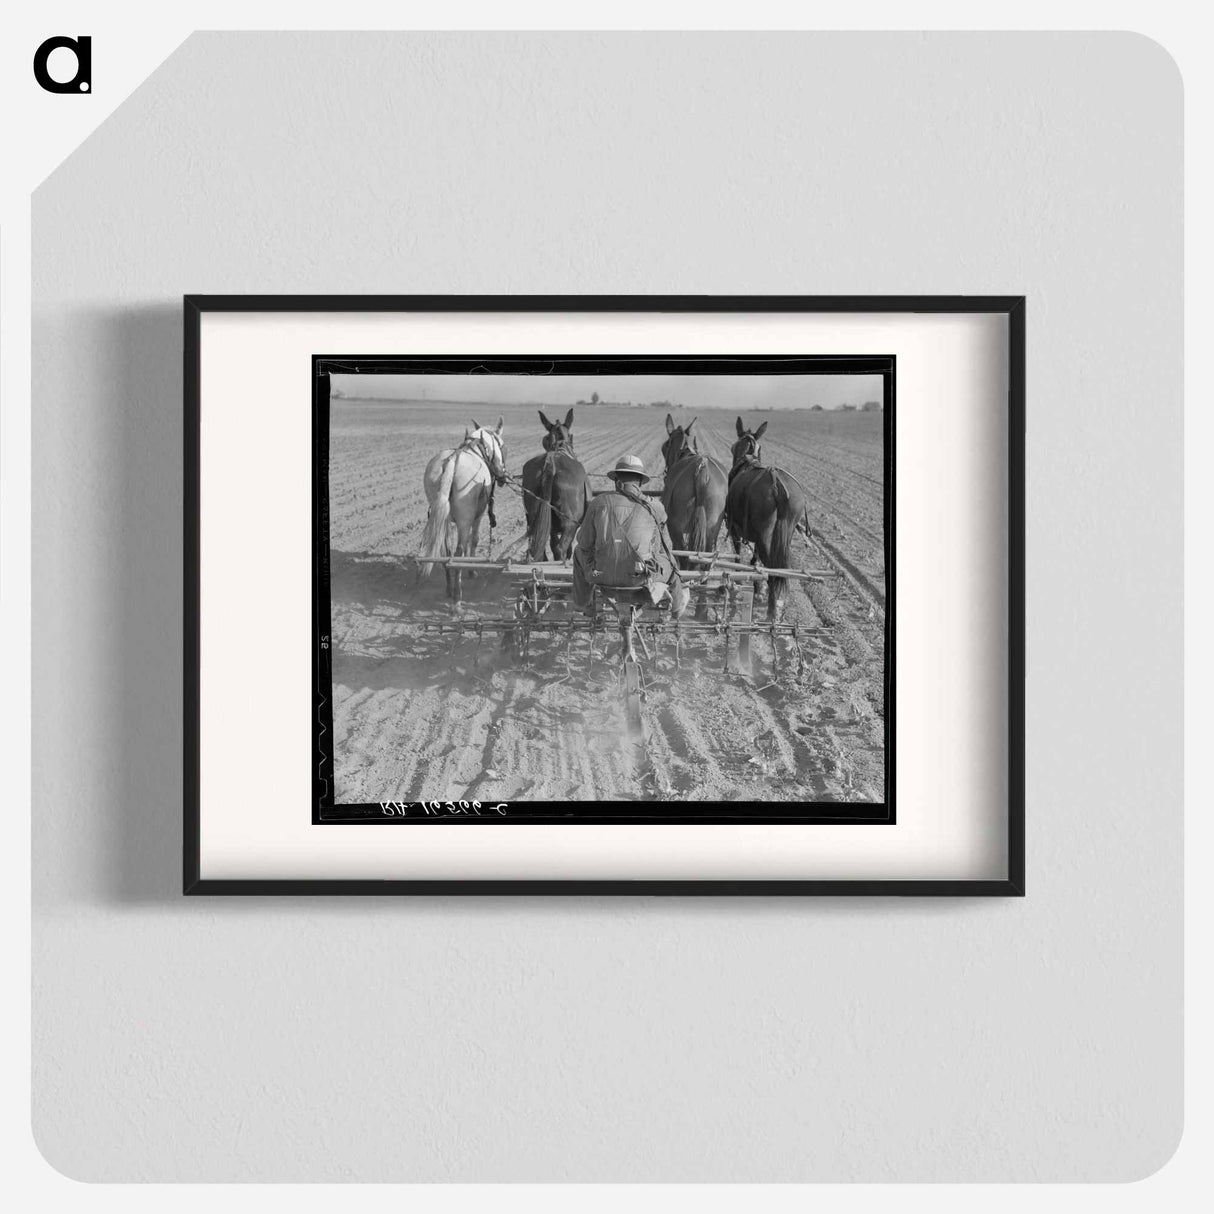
[[578, 486, 668, 586]]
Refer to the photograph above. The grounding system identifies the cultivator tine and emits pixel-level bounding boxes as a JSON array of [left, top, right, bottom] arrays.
[[737, 581, 755, 674], [473, 621, 484, 670], [634, 619, 652, 662], [586, 612, 598, 678], [622, 609, 637, 664]]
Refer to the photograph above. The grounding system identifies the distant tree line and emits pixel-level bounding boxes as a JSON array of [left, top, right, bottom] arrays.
[[574, 392, 682, 409]]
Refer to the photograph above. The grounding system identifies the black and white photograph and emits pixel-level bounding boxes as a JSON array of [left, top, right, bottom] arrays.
[[314, 355, 893, 822]]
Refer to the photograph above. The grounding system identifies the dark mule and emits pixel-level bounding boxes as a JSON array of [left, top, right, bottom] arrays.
[[521, 409, 590, 561], [660, 415, 729, 618], [659, 414, 729, 562], [725, 418, 813, 620]]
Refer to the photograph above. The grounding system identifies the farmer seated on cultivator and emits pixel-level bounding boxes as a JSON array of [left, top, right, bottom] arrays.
[[572, 455, 689, 618]]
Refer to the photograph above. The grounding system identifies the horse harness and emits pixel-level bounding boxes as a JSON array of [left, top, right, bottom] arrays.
[[456, 430, 503, 528], [730, 431, 763, 476], [496, 435, 592, 531], [727, 452, 814, 541], [615, 481, 679, 571], [729, 450, 764, 482]]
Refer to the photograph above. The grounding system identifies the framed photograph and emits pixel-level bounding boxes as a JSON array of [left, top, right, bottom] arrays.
[[185, 295, 1023, 894]]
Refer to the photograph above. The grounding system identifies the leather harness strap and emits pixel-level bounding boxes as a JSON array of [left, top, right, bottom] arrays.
[[617, 481, 678, 570], [457, 432, 502, 527]]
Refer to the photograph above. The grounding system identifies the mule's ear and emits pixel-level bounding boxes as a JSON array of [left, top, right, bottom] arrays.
[[736, 416, 745, 437], [686, 417, 697, 432], [754, 421, 768, 440], [538, 410, 554, 430], [564, 408, 574, 427], [471, 418, 481, 430], [665, 413, 674, 434], [464, 428, 470, 441], [495, 415, 504, 435]]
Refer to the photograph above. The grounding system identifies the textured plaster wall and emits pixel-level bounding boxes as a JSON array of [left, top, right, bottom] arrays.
[[31, 33, 1182, 1181]]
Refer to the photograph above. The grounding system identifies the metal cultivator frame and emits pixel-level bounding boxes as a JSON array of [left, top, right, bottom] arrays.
[[418, 550, 837, 738]]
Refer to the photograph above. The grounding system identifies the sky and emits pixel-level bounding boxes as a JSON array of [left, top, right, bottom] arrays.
[[329, 372, 883, 411]]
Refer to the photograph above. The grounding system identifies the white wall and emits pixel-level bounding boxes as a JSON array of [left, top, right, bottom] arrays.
[[31, 32, 1182, 1181]]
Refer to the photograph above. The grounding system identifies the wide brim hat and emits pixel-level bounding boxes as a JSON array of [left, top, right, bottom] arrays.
[[607, 454, 650, 483]]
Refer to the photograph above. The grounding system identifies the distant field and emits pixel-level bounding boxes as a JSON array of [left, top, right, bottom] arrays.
[[327, 400, 886, 804]]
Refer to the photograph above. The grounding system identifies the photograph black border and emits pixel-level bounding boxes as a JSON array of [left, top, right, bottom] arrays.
[[313, 353, 894, 826], [184, 295, 1025, 896]]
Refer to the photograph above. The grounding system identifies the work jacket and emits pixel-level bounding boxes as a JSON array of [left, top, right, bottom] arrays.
[[572, 483, 680, 608]]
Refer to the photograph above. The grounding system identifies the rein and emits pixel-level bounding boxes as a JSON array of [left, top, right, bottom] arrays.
[[499, 469, 585, 528]]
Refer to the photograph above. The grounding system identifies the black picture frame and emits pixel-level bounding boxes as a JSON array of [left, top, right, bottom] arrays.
[[184, 295, 1025, 896]]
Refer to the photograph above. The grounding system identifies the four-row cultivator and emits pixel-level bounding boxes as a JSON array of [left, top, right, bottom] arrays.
[[417, 551, 839, 738]]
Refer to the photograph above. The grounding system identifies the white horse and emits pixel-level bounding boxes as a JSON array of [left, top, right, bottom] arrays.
[[419, 418, 507, 601]]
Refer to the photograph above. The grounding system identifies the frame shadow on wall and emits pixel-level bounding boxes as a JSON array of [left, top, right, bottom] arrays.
[[96, 304, 186, 904]]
